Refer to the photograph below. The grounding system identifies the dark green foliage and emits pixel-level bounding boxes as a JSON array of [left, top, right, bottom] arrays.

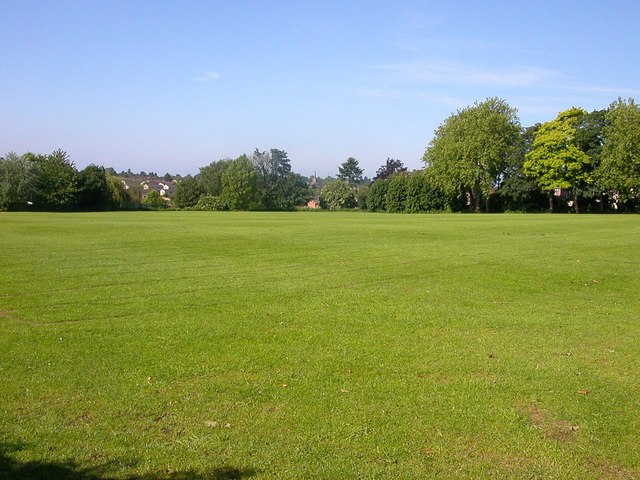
[[385, 173, 408, 213], [337, 157, 364, 185], [30, 150, 79, 211], [173, 175, 204, 208], [77, 164, 108, 211], [367, 179, 388, 211], [221, 155, 258, 210], [198, 159, 233, 197]]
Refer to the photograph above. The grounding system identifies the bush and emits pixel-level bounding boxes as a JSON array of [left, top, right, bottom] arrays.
[[196, 195, 226, 211]]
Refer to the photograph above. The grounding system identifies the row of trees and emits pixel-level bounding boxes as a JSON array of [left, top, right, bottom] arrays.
[[172, 149, 311, 210], [420, 97, 640, 213], [2, 97, 639, 213]]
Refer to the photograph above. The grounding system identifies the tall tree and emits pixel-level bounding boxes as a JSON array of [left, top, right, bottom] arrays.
[[524, 108, 592, 212], [173, 175, 205, 208], [597, 98, 640, 209], [221, 155, 258, 210], [198, 159, 233, 197], [337, 157, 364, 185], [77, 164, 108, 210], [423, 98, 521, 212], [374, 158, 406, 180], [31, 149, 79, 211]]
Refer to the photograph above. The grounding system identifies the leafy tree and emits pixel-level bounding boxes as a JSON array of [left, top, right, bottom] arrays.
[[574, 109, 607, 210], [367, 179, 388, 211], [144, 189, 167, 209], [173, 175, 204, 208], [31, 149, 79, 211], [597, 98, 640, 209], [320, 179, 356, 209], [251, 148, 304, 210], [221, 155, 258, 210], [106, 175, 131, 210], [337, 157, 364, 185], [0, 152, 37, 210], [199, 159, 233, 197], [498, 125, 547, 212], [386, 173, 408, 213], [77, 164, 108, 210], [423, 97, 521, 212], [374, 158, 406, 180], [524, 107, 592, 212]]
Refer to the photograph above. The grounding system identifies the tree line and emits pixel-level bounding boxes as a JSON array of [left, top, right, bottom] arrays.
[[2, 97, 639, 213]]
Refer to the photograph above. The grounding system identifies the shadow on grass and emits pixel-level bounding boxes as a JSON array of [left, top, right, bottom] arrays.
[[0, 442, 258, 480]]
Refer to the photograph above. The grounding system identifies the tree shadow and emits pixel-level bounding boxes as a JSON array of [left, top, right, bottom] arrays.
[[0, 442, 258, 480]]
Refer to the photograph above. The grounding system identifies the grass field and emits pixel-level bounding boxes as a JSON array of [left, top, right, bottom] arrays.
[[1, 211, 639, 479]]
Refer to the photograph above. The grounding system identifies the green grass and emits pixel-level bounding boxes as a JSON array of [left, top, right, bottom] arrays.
[[1, 211, 639, 479]]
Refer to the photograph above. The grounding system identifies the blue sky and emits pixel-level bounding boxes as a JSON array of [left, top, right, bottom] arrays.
[[2, 1, 639, 177]]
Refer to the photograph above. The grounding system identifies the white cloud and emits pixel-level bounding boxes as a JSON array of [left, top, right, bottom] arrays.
[[195, 71, 221, 82]]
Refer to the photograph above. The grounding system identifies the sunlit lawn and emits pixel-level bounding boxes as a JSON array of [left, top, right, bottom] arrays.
[[1, 211, 639, 479]]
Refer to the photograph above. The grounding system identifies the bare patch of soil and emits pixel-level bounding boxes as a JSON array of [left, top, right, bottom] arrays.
[[521, 402, 580, 442]]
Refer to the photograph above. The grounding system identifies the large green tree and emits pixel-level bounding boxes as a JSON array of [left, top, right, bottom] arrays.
[[77, 164, 108, 210], [597, 97, 640, 209], [221, 155, 258, 210], [31, 149, 79, 211], [173, 175, 204, 208], [198, 159, 233, 197], [524, 107, 592, 212], [423, 97, 521, 212], [0, 152, 37, 210], [251, 148, 307, 210]]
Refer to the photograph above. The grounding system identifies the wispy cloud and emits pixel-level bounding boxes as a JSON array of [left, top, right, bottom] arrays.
[[195, 71, 221, 82], [376, 61, 558, 88]]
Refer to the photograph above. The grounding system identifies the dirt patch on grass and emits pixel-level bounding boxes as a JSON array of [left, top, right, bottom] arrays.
[[521, 402, 580, 442], [586, 457, 638, 480]]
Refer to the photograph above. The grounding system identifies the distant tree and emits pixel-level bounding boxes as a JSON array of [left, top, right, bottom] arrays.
[[221, 155, 258, 210], [144, 189, 167, 209], [386, 173, 408, 213], [0, 152, 37, 210], [498, 125, 547, 212], [195, 194, 226, 211], [524, 107, 592, 212], [367, 179, 388, 211], [173, 175, 204, 208], [31, 149, 78, 211], [252, 148, 306, 210], [337, 157, 364, 185], [374, 158, 407, 180], [199, 159, 233, 197], [356, 183, 370, 210], [424, 97, 521, 212], [77, 164, 108, 210], [597, 98, 640, 210], [320, 179, 356, 209], [106, 176, 131, 210]]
